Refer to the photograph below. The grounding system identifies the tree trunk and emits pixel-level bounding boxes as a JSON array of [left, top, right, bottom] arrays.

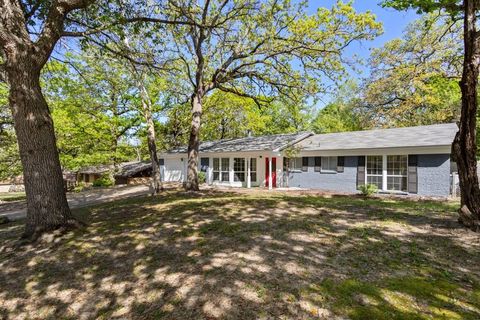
[[140, 86, 162, 194], [452, 0, 480, 231], [185, 93, 202, 191], [7, 64, 80, 240]]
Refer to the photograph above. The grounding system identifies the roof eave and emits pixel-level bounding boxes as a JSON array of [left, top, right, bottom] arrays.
[[273, 132, 314, 153]]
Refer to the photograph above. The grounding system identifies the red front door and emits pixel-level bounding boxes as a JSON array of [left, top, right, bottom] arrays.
[[265, 157, 277, 188]]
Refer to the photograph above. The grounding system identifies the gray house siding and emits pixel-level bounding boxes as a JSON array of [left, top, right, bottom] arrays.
[[286, 154, 451, 197], [417, 154, 451, 197], [287, 156, 358, 193]]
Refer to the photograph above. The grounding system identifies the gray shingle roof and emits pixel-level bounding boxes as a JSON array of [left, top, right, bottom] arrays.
[[168, 132, 313, 154], [78, 164, 114, 174], [79, 161, 152, 177], [299, 123, 458, 151], [115, 161, 152, 178]]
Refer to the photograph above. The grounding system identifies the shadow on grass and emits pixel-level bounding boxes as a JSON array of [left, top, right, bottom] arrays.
[[0, 190, 478, 319]]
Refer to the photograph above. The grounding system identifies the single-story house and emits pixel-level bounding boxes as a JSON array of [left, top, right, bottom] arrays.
[[77, 164, 113, 184], [77, 161, 154, 185], [159, 123, 459, 197]]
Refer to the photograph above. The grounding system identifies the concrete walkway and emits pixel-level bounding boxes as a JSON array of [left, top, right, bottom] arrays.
[[0, 184, 153, 221]]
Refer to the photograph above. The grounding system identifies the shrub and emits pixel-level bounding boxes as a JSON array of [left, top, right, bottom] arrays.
[[359, 184, 378, 197], [73, 181, 87, 193], [198, 171, 206, 184], [92, 173, 115, 187]]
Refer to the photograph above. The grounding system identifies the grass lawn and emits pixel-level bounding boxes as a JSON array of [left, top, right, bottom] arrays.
[[0, 189, 479, 319], [0, 192, 26, 202]]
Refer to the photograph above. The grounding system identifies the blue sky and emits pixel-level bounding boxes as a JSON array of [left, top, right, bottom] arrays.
[[306, 1, 419, 107]]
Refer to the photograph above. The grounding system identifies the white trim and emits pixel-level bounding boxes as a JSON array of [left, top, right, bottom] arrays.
[[247, 157, 251, 188], [382, 155, 387, 191], [159, 146, 450, 162], [385, 155, 409, 192], [365, 154, 410, 192], [268, 157, 272, 190], [365, 155, 382, 189], [299, 145, 451, 157]]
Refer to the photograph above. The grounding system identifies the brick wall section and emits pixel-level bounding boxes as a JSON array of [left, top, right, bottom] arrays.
[[287, 154, 452, 197], [417, 154, 451, 197], [287, 156, 359, 193]]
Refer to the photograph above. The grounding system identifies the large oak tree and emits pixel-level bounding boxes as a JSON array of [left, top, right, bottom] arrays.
[[0, 0, 96, 239], [157, 0, 382, 190]]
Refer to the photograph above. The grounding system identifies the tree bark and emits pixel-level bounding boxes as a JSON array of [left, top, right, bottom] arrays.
[[140, 84, 162, 194], [7, 64, 80, 240], [0, 0, 94, 241], [185, 93, 203, 191], [452, 0, 480, 231]]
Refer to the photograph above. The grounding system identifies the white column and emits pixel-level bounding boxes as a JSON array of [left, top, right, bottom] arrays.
[[208, 157, 213, 185], [230, 157, 234, 185], [382, 155, 387, 191], [247, 157, 251, 188], [268, 157, 273, 190], [278, 156, 283, 187]]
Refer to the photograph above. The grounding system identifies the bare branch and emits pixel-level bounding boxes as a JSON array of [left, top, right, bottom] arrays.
[[34, 0, 94, 66]]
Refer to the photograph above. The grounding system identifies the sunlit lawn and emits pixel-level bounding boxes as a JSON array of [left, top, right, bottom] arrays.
[[0, 189, 479, 319]]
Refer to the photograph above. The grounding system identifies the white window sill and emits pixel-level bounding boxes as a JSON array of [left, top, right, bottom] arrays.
[[320, 170, 337, 174]]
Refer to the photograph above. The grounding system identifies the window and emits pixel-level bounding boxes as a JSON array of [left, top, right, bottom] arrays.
[[221, 158, 230, 182], [387, 155, 407, 191], [314, 157, 321, 172], [287, 158, 303, 171], [234, 158, 245, 182], [213, 158, 220, 181], [366, 155, 383, 189], [200, 157, 209, 172], [213, 158, 230, 182], [159, 158, 165, 166], [250, 158, 257, 182], [321, 156, 338, 173]]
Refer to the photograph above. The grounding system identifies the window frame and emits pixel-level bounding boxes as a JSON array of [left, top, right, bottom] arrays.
[[213, 157, 230, 182], [287, 157, 303, 172], [250, 158, 257, 182], [320, 156, 338, 174], [366, 155, 383, 189], [234, 158, 246, 182], [386, 155, 408, 192], [365, 155, 410, 192]]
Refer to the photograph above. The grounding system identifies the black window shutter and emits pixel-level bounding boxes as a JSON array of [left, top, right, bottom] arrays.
[[337, 156, 345, 173], [357, 156, 365, 188], [314, 157, 321, 172], [302, 157, 309, 172], [408, 155, 418, 194]]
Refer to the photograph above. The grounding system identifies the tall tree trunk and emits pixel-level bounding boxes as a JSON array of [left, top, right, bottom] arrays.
[[7, 64, 79, 240], [452, 0, 480, 230], [185, 93, 202, 191], [140, 85, 162, 194]]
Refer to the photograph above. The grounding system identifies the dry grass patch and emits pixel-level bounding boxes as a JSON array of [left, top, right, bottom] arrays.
[[0, 189, 479, 319]]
